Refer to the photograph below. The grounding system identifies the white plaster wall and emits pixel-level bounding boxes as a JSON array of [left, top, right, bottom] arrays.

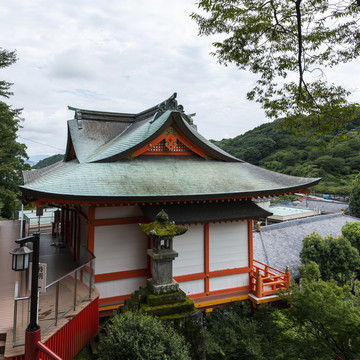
[[173, 224, 204, 276], [96, 276, 147, 298], [209, 222, 248, 271], [210, 273, 249, 292], [178, 279, 204, 295], [95, 205, 144, 220], [94, 224, 147, 274]]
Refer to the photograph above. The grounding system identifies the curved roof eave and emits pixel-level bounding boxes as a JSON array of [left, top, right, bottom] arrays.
[[19, 178, 320, 203]]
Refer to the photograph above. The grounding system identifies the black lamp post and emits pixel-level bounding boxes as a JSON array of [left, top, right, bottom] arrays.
[[10, 233, 41, 359]]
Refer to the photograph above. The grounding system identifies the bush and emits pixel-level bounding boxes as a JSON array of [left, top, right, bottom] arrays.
[[350, 174, 360, 218], [342, 222, 360, 253], [300, 232, 360, 285], [204, 302, 289, 360], [98, 311, 191, 360]]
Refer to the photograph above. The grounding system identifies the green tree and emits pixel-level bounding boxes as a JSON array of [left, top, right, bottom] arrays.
[[0, 48, 29, 218], [98, 311, 191, 360], [32, 154, 64, 169], [342, 222, 360, 252], [204, 302, 290, 360], [192, 0, 360, 135], [0, 47, 17, 98], [278, 263, 360, 360], [350, 175, 360, 218], [0, 102, 29, 218], [300, 232, 360, 285]]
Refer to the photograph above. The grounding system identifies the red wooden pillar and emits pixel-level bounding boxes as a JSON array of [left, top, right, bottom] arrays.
[[61, 206, 65, 240], [204, 223, 210, 295], [76, 206, 81, 262], [88, 205, 95, 253]]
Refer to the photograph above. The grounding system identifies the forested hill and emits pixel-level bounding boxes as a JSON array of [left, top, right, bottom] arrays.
[[32, 154, 64, 169], [212, 114, 360, 196]]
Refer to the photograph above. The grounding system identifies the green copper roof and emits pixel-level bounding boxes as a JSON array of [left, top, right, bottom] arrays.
[[21, 157, 320, 201], [21, 94, 320, 202]]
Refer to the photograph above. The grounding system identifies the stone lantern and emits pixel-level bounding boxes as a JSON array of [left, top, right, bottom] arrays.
[[139, 210, 187, 295]]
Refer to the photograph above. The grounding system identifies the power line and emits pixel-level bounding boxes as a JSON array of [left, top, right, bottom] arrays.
[[19, 136, 65, 152]]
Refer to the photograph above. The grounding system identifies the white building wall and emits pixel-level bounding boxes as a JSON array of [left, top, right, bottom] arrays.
[[179, 279, 204, 295], [173, 224, 204, 276], [94, 223, 147, 275], [96, 277, 147, 298], [209, 221, 248, 271], [210, 273, 249, 291]]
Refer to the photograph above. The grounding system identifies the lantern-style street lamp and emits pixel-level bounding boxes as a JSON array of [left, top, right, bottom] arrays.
[[10, 244, 32, 271], [10, 233, 41, 360]]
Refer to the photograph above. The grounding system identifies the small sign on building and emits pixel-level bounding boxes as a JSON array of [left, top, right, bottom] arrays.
[[29, 262, 47, 293]]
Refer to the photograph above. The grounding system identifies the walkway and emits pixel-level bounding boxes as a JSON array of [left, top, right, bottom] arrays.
[[0, 220, 80, 358]]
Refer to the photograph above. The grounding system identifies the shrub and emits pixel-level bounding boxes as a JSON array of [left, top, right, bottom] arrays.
[[98, 311, 190, 360], [204, 302, 289, 360], [300, 232, 360, 285]]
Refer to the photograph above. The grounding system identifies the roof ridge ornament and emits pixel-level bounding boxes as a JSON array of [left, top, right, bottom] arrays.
[[75, 109, 83, 129], [151, 93, 189, 124]]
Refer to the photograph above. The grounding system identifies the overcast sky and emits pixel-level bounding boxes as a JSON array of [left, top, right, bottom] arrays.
[[1, 1, 359, 158]]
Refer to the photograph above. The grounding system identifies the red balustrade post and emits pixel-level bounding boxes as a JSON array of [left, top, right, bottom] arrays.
[[255, 270, 263, 298], [285, 266, 291, 288]]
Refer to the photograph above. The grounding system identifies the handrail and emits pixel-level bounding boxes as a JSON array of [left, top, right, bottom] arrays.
[[13, 246, 96, 347], [251, 260, 291, 298], [37, 340, 63, 360], [46, 248, 95, 289]]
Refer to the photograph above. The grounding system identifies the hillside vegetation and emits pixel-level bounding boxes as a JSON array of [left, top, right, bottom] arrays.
[[212, 114, 360, 196], [32, 154, 64, 169]]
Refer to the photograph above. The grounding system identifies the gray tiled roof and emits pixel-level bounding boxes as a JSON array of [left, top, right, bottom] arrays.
[[296, 199, 349, 214], [253, 213, 360, 278]]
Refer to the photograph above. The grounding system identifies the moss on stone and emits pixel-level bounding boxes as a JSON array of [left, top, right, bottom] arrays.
[[147, 289, 187, 306], [140, 297, 195, 317]]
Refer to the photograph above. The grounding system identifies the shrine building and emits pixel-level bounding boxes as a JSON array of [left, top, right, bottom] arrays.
[[20, 93, 320, 313]]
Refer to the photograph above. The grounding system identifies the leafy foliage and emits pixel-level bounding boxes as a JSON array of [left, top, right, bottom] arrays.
[[32, 154, 64, 169], [350, 175, 360, 217], [97, 311, 191, 360], [0, 47, 30, 218], [0, 102, 30, 218], [0, 47, 17, 98], [204, 302, 289, 360], [212, 113, 360, 195], [342, 222, 360, 253], [300, 232, 360, 285], [278, 263, 360, 360], [204, 262, 360, 360], [192, 0, 360, 135]]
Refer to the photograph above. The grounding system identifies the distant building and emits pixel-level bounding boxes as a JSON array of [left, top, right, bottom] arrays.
[[253, 213, 360, 278]]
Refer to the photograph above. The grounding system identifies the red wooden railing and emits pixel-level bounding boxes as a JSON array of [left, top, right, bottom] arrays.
[[37, 341, 63, 360], [250, 260, 291, 298]]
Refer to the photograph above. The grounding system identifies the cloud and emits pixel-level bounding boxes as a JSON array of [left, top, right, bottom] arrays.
[[1, 0, 359, 157]]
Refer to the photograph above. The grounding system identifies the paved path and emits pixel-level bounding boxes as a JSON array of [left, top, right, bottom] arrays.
[[0, 221, 22, 337], [0, 220, 81, 357]]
